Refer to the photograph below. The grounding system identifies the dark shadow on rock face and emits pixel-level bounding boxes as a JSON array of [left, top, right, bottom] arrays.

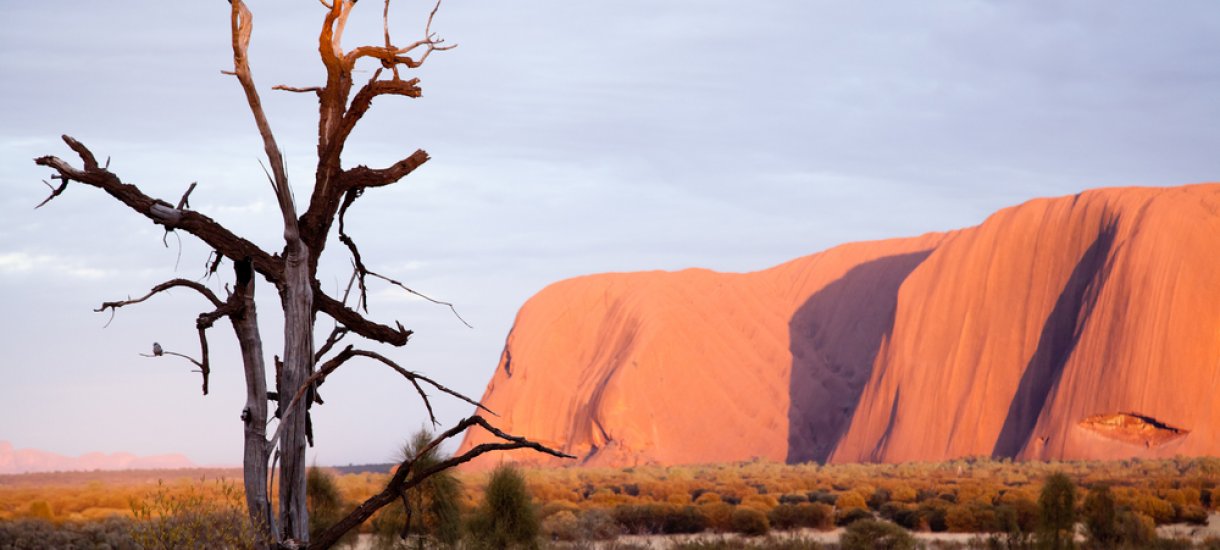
[[786, 251, 932, 464], [991, 222, 1116, 458]]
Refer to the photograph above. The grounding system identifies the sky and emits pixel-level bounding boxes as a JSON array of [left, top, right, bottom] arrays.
[[2, 1, 1219, 467]]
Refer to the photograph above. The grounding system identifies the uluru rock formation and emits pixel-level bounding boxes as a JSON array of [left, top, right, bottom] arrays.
[[458, 184, 1220, 468]]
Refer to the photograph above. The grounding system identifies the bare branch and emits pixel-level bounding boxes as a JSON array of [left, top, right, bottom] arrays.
[[311, 415, 572, 549], [141, 344, 208, 392], [314, 289, 412, 346], [35, 137, 283, 283], [143, 343, 201, 365], [345, 0, 455, 70], [337, 189, 370, 312], [96, 279, 225, 314], [35, 177, 68, 209], [341, 149, 429, 190], [175, 182, 197, 210], [314, 326, 349, 362], [368, 270, 472, 328], [116, 280, 241, 396], [229, 0, 299, 238], [272, 84, 324, 96]]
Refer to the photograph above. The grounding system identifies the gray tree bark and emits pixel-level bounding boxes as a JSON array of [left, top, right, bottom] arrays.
[[232, 258, 274, 547]]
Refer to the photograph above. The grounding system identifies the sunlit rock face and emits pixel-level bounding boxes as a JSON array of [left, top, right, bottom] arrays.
[[458, 184, 1220, 468]]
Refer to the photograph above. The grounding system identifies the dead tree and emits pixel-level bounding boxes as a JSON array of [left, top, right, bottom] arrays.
[[33, 1, 569, 548]]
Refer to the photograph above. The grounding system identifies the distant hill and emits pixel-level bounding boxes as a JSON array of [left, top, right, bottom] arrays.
[[0, 441, 194, 475], [328, 463, 396, 476], [459, 184, 1220, 468]]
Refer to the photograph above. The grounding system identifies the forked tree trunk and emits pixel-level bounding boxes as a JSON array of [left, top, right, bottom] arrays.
[[278, 243, 315, 543], [232, 259, 274, 546]]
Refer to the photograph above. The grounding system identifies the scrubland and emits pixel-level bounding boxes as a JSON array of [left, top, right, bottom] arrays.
[[1, 456, 1219, 548]]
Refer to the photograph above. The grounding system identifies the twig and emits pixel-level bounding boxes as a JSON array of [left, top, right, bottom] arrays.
[[272, 85, 324, 95], [34, 177, 69, 209], [367, 270, 471, 328], [175, 182, 197, 210]]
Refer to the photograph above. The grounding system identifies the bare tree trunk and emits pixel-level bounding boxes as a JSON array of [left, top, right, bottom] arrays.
[[232, 259, 274, 548], [279, 242, 315, 544]]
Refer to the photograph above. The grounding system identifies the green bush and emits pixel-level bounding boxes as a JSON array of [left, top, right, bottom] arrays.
[[1037, 472, 1076, 550], [917, 501, 950, 532], [835, 507, 873, 527], [307, 466, 353, 546], [466, 465, 539, 549], [729, 508, 769, 537], [541, 510, 579, 542], [1115, 511, 1157, 548], [1176, 504, 1209, 525], [768, 503, 833, 531], [372, 430, 462, 548], [946, 502, 1000, 533], [839, 519, 916, 550], [613, 503, 706, 534], [1082, 485, 1118, 547]]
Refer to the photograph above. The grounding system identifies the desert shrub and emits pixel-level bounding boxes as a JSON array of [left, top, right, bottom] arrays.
[[778, 493, 808, 505], [744, 493, 778, 508], [542, 508, 620, 542], [541, 510, 579, 541], [466, 465, 539, 549], [1176, 504, 1208, 525], [539, 500, 580, 520], [767, 502, 833, 531], [1113, 511, 1155, 548], [917, 500, 950, 532], [371, 431, 462, 549], [701, 502, 735, 532], [889, 484, 917, 504], [729, 507, 769, 536], [1082, 485, 1118, 547], [0, 517, 138, 549], [869, 487, 892, 510], [26, 501, 53, 521], [807, 490, 837, 506], [129, 479, 262, 549], [1036, 472, 1075, 550], [888, 507, 926, 531], [945, 502, 996, 532], [835, 507, 873, 527], [577, 508, 621, 540], [837, 491, 868, 511], [1125, 493, 1175, 525], [613, 503, 705, 534], [839, 519, 916, 550], [998, 495, 1039, 533], [307, 467, 356, 547]]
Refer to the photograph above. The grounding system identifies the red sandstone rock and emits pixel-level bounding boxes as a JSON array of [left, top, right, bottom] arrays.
[[458, 184, 1220, 468]]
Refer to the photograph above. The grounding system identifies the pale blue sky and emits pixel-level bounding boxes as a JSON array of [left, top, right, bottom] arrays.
[[2, 1, 1219, 466]]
